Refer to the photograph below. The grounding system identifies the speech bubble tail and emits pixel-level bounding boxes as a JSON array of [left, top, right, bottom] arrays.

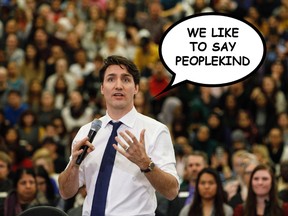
[[154, 85, 172, 98], [153, 76, 186, 98]]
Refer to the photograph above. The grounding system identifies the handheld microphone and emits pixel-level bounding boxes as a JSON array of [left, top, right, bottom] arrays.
[[76, 119, 102, 165]]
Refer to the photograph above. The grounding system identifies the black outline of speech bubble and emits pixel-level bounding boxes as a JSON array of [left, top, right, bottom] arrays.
[[156, 12, 267, 97]]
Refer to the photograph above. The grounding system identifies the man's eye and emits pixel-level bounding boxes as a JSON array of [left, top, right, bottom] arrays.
[[123, 78, 130, 82]]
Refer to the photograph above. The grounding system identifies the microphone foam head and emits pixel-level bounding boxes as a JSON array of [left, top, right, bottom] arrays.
[[91, 119, 102, 131]]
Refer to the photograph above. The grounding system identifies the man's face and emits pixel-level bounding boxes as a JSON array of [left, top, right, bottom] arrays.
[[101, 65, 138, 114], [186, 155, 206, 183]]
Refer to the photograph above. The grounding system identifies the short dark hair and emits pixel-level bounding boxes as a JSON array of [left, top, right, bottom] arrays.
[[187, 151, 209, 165], [99, 55, 140, 85]]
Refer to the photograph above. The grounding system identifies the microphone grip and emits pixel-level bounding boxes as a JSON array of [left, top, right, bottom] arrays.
[[76, 130, 97, 165]]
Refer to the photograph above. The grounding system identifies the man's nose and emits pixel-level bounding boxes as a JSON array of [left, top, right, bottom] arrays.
[[115, 79, 123, 89]]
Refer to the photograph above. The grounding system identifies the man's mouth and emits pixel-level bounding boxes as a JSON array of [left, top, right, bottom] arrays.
[[113, 93, 124, 97]]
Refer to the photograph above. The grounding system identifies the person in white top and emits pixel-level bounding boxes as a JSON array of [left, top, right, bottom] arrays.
[[58, 55, 179, 216], [45, 57, 77, 93]]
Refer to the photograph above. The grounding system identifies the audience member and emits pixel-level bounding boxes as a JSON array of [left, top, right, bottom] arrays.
[[45, 57, 77, 94], [149, 60, 170, 116], [81, 55, 103, 106], [187, 87, 218, 131], [20, 43, 45, 85], [210, 146, 233, 182], [37, 90, 61, 127], [99, 30, 128, 58], [265, 127, 288, 177], [277, 112, 288, 146], [32, 28, 51, 62], [26, 79, 43, 113], [40, 137, 67, 174], [4, 167, 49, 216], [4, 33, 25, 66], [61, 90, 94, 132], [44, 44, 66, 83], [34, 165, 61, 207], [234, 164, 288, 216], [224, 150, 258, 203], [137, 1, 168, 44], [0, 151, 13, 216], [32, 148, 59, 192], [18, 109, 45, 154], [167, 151, 208, 216], [3, 90, 28, 126], [0, 67, 9, 109], [133, 29, 159, 76], [69, 48, 94, 88], [191, 125, 217, 159], [228, 154, 259, 208], [6, 61, 27, 97], [279, 160, 288, 202], [179, 167, 233, 216]]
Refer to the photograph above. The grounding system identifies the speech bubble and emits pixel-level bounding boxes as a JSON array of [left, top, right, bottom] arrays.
[[158, 12, 266, 95]]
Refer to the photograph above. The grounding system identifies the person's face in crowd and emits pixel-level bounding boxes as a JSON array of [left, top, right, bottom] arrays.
[[51, 45, 64, 60], [7, 62, 19, 78], [262, 77, 275, 94], [34, 29, 48, 44], [186, 155, 206, 183], [69, 91, 83, 107], [198, 173, 217, 201], [53, 118, 65, 135], [7, 92, 21, 108], [41, 91, 54, 107], [0, 160, 9, 180], [101, 65, 138, 114], [26, 44, 37, 59], [277, 113, 288, 129], [75, 50, 87, 65], [6, 34, 18, 50], [232, 155, 245, 176], [207, 114, 220, 129], [196, 126, 210, 142], [243, 163, 257, 186], [36, 176, 47, 194], [251, 169, 272, 198], [237, 111, 251, 129], [56, 59, 68, 75], [5, 128, 18, 144], [17, 173, 37, 203], [268, 128, 283, 147]]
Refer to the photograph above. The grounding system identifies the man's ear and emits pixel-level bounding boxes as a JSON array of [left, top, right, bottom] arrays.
[[100, 84, 104, 95], [134, 85, 139, 95]]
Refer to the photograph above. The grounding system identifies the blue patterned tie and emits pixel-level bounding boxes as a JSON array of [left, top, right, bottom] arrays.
[[90, 121, 122, 216]]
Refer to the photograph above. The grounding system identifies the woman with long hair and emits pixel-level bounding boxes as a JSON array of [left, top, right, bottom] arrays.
[[234, 164, 288, 216], [4, 167, 49, 216], [179, 167, 233, 216]]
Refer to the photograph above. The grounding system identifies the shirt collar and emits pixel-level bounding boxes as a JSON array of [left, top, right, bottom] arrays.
[[102, 107, 137, 129]]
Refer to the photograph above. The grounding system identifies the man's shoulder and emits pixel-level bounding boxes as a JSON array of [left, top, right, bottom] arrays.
[[136, 112, 166, 128]]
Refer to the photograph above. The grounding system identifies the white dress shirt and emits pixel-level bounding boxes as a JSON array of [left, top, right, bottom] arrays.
[[69, 107, 179, 216]]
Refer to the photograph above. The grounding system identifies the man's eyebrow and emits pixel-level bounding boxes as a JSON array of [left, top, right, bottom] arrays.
[[121, 74, 133, 78]]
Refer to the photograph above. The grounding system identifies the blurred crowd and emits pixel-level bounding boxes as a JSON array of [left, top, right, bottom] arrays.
[[0, 0, 288, 215]]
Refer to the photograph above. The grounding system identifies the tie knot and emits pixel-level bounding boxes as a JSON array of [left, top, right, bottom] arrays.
[[109, 121, 122, 131]]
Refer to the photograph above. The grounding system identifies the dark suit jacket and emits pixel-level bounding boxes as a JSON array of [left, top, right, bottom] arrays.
[[167, 182, 191, 216]]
